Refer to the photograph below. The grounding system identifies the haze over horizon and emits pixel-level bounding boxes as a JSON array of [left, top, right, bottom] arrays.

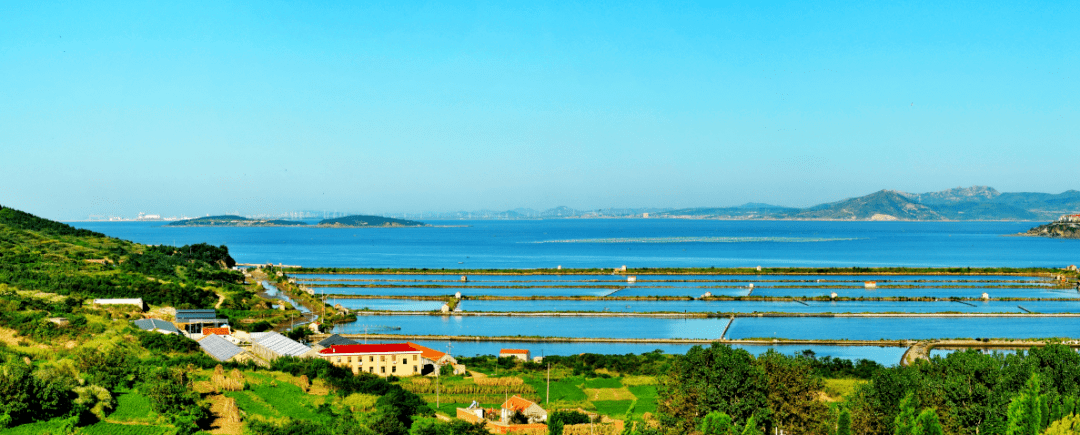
[[3, 1, 1077, 221]]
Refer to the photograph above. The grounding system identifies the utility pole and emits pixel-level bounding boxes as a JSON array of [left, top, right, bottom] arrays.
[[546, 362, 551, 405]]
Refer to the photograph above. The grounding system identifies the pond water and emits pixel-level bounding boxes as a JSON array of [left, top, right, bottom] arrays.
[[725, 317, 1080, 340], [326, 298, 1080, 314]]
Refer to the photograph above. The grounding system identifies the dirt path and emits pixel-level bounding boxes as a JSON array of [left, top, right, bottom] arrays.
[[214, 293, 226, 309]]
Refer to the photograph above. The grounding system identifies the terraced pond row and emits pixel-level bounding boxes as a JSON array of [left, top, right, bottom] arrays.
[[327, 298, 1080, 314], [331, 314, 1080, 341]]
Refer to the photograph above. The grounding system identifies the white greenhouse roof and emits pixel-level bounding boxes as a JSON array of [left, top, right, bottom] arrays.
[[252, 331, 311, 357]]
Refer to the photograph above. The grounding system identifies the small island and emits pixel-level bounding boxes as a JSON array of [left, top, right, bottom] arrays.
[[1021, 214, 1080, 239], [166, 215, 307, 227], [316, 214, 426, 227]]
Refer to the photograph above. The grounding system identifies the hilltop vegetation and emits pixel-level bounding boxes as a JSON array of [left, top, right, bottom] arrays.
[[1023, 215, 1080, 239], [316, 215, 425, 227], [166, 215, 306, 227]]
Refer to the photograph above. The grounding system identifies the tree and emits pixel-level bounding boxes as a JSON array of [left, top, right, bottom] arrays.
[[701, 411, 737, 435], [658, 344, 767, 433], [759, 350, 831, 435], [1007, 374, 1045, 435], [894, 393, 918, 435], [912, 410, 943, 435], [742, 415, 763, 435], [836, 409, 851, 435]]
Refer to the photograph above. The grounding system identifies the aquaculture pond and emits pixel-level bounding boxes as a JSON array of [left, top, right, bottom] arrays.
[[326, 298, 1080, 314], [724, 316, 1080, 341]]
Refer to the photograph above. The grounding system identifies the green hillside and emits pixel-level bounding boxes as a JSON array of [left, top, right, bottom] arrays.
[[166, 215, 306, 227], [316, 215, 425, 227]]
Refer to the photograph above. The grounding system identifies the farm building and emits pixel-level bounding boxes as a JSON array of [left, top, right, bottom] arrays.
[[499, 349, 531, 361], [405, 342, 463, 375], [198, 334, 246, 362], [250, 331, 311, 361], [174, 309, 229, 334], [93, 298, 145, 310], [319, 343, 423, 376], [501, 395, 547, 424], [132, 318, 180, 335]]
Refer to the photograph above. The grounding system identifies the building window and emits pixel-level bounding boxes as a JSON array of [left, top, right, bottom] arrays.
[[413, 355, 418, 361], [337, 357, 342, 363], [347, 357, 352, 363], [402, 358, 407, 365], [380, 355, 385, 362], [369, 356, 374, 362], [369, 367, 374, 373], [413, 365, 417, 372], [392, 366, 397, 373], [381, 367, 385, 373]]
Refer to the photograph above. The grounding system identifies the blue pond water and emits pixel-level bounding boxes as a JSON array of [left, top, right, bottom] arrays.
[[725, 317, 1080, 340], [326, 298, 1080, 314]]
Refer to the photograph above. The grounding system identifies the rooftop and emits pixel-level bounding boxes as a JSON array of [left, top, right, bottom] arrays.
[[251, 331, 311, 357], [406, 342, 448, 361], [500, 349, 529, 354], [320, 343, 420, 355], [132, 318, 179, 334], [317, 334, 358, 348], [502, 395, 539, 412], [198, 334, 243, 362]]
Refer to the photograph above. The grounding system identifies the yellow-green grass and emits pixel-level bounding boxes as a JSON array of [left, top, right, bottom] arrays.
[[583, 377, 623, 389], [620, 376, 658, 386], [823, 378, 867, 400], [583, 387, 635, 401]]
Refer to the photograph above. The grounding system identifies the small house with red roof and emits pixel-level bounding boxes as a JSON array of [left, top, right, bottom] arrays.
[[499, 349, 531, 361], [202, 326, 231, 336], [319, 343, 423, 376], [501, 395, 547, 424]]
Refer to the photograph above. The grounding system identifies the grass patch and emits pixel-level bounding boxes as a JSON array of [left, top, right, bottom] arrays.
[[79, 421, 172, 435], [823, 378, 867, 400], [593, 400, 634, 417], [108, 392, 158, 423], [583, 377, 623, 389]]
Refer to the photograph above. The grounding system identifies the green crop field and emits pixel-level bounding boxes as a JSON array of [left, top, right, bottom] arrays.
[[108, 392, 158, 423], [628, 385, 658, 415], [228, 372, 329, 422], [523, 375, 587, 403], [78, 422, 171, 435], [0, 419, 71, 435], [593, 400, 634, 417]]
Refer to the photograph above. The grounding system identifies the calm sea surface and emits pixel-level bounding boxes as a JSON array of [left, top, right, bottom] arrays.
[[70, 219, 1075, 268]]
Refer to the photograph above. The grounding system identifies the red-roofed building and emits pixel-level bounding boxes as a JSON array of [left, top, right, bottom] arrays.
[[499, 349, 531, 361], [501, 395, 547, 424], [202, 327, 231, 336], [318, 343, 423, 376]]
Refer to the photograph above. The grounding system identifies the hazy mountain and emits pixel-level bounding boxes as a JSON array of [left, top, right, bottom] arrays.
[[410, 187, 1079, 221]]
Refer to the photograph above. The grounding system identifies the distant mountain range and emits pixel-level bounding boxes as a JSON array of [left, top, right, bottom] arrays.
[[410, 187, 1080, 221]]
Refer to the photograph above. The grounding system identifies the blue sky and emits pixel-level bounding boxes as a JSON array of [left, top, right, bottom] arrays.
[[2, 1, 1077, 220]]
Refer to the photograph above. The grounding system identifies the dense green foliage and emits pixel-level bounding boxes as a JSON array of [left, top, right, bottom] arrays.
[[317, 214, 426, 227], [459, 350, 672, 377], [0, 207, 242, 308]]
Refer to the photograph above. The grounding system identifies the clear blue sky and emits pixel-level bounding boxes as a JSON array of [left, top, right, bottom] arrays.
[[2, 1, 1077, 220]]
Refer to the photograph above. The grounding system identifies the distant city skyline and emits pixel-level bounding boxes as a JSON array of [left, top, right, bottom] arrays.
[[3, 1, 1077, 221]]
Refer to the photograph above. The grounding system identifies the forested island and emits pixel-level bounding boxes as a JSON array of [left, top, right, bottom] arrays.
[[316, 214, 426, 227], [166, 215, 307, 227], [1023, 215, 1080, 239]]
